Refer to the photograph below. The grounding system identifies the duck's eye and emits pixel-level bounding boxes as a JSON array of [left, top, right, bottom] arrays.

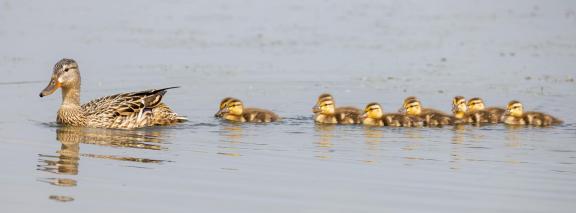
[[64, 68, 69, 72]]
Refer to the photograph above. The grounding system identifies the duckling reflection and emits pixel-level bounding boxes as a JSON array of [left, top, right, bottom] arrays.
[[37, 126, 169, 187], [217, 122, 244, 157], [314, 125, 336, 159], [363, 126, 383, 164]]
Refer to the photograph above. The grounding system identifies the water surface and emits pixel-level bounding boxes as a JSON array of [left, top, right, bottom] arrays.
[[1, 0, 576, 212]]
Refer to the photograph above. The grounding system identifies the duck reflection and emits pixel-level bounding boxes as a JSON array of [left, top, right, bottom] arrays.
[[217, 122, 243, 157], [450, 124, 467, 170], [314, 124, 335, 159], [37, 126, 169, 189], [363, 126, 383, 164]]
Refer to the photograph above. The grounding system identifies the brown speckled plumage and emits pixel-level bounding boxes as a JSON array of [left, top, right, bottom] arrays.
[[40, 59, 186, 129]]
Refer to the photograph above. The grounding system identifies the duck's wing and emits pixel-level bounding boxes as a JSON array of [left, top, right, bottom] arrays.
[[335, 107, 362, 124], [243, 108, 280, 122], [81, 87, 179, 127]]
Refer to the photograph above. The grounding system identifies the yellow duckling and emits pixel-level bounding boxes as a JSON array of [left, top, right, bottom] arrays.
[[215, 97, 280, 123], [403, 98, 454, 127], [467, 97, 505, 123], [502, 100, 562, 126], [39, 58, 186, 129], [362, 103, 423, 127], [313, 95, 361, 124], [451, 96, 469, 120], [314, 93, 362, 115], [451, 96, 491, 124], [400, 96, 445, 115]]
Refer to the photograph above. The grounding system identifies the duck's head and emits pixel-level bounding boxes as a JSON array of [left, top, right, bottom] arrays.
[[314, 98, 335, 115], [505, 100, 523, 117], [467, 97, 486, 112], [403, 99, 422, 116], [40, 58, 80, 97], [398, 96, 418, 113], [313, 93, 334, 113], [452, 96, 467, 114], [362, 102, 383, 119], [215, 97, 244, 117]]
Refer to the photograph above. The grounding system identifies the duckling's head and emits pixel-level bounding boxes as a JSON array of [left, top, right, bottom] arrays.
[[214, 97, 234, 117], [215, 97, 244, 117], [313, 93, 334, 113], [363, 102, 383, 119], [398, 96, 418, 113], [452, 96, 467, 114], [40, 58, 80, 97], [317, 93, 333, 101], [404, 99, 422, 116], [467, 97, 486, 112], [314, 98, 335, 115], [506, 100, 524, 117]]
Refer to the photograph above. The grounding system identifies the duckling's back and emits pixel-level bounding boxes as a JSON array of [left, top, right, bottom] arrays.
[[524, 111, 563, 126], [335, 107, 362, 124], [243, 108, 280, 123]]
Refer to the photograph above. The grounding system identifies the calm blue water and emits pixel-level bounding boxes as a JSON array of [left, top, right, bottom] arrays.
[[1, 0, 575, 212]]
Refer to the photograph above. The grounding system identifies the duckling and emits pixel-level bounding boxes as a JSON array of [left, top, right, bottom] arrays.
[[502, 100, 562, 126], [314, 93, 362, 115], [362, 103, 385, 126], [38, 58, 186, 129], [467, 97, 505, 123], [313, 94, 362, 124], [403, 98, 455, 127], [215, 97, 279, 123], [451, 96, 490, 124], [362, 103, 423, 127], [451, 96, 469, 120], [314, 96, 361, 124], [400, 96, 445, 115]]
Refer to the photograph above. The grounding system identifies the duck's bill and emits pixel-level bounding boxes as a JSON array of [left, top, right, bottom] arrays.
[[397, 107, 406, 113], [312, 105, 320, 113], [361, 113, 368, 119], [214, 108, 228, 117], [39, 79, 60, 97]]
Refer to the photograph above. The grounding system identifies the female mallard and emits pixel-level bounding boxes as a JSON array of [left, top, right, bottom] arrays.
[[363, 102, 422, 127], [215, 97, 279, 123], [313, 94, 361, 124], [502, 100, 562, 126], [403, 97, 454, 127], [467, 97, 505, 123], [39, 58, 186, 129]]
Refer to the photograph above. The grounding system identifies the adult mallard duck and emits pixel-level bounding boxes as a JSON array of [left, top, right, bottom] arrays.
[[215, 97, 280, 123], [467, 97, 505, 123], [362, 102, 422, 127], [313, 94, 361, 124], [502, 100, 562, 126], [39, 58, 186, 129]]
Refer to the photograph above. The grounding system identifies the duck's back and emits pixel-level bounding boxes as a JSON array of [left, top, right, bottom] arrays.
[[524, 111, 563, 126], [243, 108, 280, 123], [383, 113, 423, 127], [335, 107, 362, 124], [81, 87, 185, 128]]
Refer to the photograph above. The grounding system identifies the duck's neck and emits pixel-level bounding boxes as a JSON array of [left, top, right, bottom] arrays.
[[454, 111, 466, 119], [61, 84, 81, 107]]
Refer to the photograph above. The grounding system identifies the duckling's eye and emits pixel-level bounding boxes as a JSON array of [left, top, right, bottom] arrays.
[[64, 68, 69, 72]]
